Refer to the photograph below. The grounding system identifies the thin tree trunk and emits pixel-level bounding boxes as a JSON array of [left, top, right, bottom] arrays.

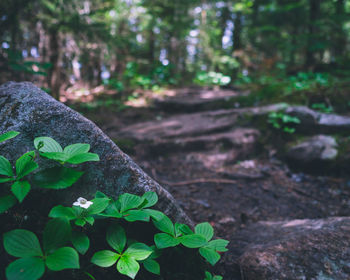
[[232, 12, 242, 52], [48, 28, 61, 100], [305, 0, 320, 68]]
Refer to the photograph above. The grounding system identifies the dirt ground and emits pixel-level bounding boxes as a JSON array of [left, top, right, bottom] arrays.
[[76, 89, 350, 279]]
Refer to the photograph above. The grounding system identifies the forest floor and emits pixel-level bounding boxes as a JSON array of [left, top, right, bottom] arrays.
[[71, 87, 350, 279]]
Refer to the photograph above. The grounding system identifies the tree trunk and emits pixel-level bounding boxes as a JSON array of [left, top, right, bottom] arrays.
[[333, 0, 346, 59], [232, 12, 242, 52], [48, 28, 61, 100], [305, 0, 320, 68]]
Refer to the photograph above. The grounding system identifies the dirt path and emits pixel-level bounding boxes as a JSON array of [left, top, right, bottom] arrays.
[[83, 88, 350, 279]]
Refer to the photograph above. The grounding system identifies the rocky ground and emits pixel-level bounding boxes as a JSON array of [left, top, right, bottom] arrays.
[[81, 87, 350, 280]]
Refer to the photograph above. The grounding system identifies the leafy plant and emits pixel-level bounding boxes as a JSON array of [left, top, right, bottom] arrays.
[[311, 103, 333, 114], [1, 133, 228, 280], [204, 271, 223, 280], [268, 111, 301, 134]]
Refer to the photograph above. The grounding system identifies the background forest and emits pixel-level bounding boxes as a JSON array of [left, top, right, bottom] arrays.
[[1, 0, 350, 103]]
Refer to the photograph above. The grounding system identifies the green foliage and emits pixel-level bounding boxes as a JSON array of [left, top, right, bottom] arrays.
[[311, 103, 333, 114], [195, 71, 231, 86], [204, 271, 223, 280], [1, 132, 229, 279], [268, 111, 301, 134]]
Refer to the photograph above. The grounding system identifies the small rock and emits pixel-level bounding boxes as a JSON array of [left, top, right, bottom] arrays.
[[219, 216, 236, 225]]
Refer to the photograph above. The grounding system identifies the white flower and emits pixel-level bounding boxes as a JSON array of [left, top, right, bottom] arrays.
[[73, 197, 93, 209]]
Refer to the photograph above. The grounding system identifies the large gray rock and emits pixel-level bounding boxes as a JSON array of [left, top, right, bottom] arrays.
[[287, 135, 338, 163], [234, 217, 350, 280], [0, 82, 190, 223], [285, 106, 350, 133]]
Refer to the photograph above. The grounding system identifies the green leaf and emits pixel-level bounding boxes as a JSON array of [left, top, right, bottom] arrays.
[[43, 218, 71, 254], [124, 243, 152, 260], [206, 239, 229, 252], [49, 205, 76, 220], [11, 181, 31, 203], [119, 193, 143, 212], [175, 223, 193, 236], [64, 143, 90, 156], [195, 222, 214, 242], [0, 131, 20, 143], [66, 153, 100, 164], [0, 194, 17, 213], [154, 233, 180, 249], [117, 255, 140, 279], [84, 216, 95, 225], [33, 166, 83, 189], [86, 198, 110, 215], [143, 209, 164, 221], [75, 218, 86, 227], [3, 229, 43, 257], [106, 224, 126, 253], [141, 192, 158, 208], [39, 152, 68, 162], [6, 257, 45, 280], [152, 214, 174, 236], [34, 137, 62, 152], [0, 155, 14, 177], [16, 151, 38, 179], [213, 276, 223, 280], [95, 191, 108, 198], [91, 250, 119, 267], [0, 177, 14, 183], [123, 209, 150, 222], [45, 247, 79, 271], [180, 234, 207, 248], [199, 247, 220, 266], [72, 231, 90, 255], [204, 271, 213, 280], [143, 259, 160, 275]]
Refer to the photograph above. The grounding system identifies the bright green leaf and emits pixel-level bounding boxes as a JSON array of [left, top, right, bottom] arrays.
[[199, 247, 220, 266], [11, 181, 30, 203], [154, 233, 180, 249], [0, 155, 14, 177], [141, 192, 158, 208], [84, 216, 95, 225], [124, 243, 152, 260], [180, 234, 207, 248], [123, 209, 150, 222], [119, 193, 143, 213], [3, 229, 43, 257], [64, 143, 90, 156], [39, 152, 68, 162], [16, 151, 38, 179], [6, 257, 45, 280], [143, 209, 164, 221], [195, 222, 214, 242], [152, 214, 174, 236], [117, 255, 140, 279], [66, 153, 100, 164], [45, 247, 79, 271], [34, 137, 62, 152], [0, 131, 20, 143], [206, 239, 229, 252], [91, 250, 119, 267], [86, 198, 110, 215]]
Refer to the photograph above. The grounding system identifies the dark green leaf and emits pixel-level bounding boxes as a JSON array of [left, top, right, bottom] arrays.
[[16, 151, 38, 179], [72, 231, 90, 255], [117, 255, 140, 279], [6, 257, 45, 280], [180, 234, 207, 248], [0, 131, 20, 143], [0, 194, 17, 213], [0, 155, 14, 177], [43, 218, 71, 254], [0, 177, 14, 183], [11, 181, 31, 203], [154, 233, 180, 249], [84, 216, 95, 225], [49, 205, 76, 220], [75, 218, 86, 227], [34, 137, 62, 152], [106, 224, 126, 253], [33, 166, 83, 189], [143, 259, 160, 275], [45, 247, 79, 271], [91, 250, 119, 267], [3, 229, 43, 257]]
